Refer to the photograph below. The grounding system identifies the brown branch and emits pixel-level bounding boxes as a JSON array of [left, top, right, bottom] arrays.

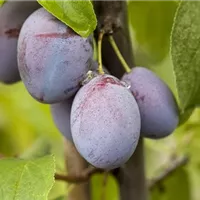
[[117, 138, 147, 200], [94, 1, 133, 79], [93, 1, 123, 34], [55, 166, 104, 184], [64, 139, 90, 200], [148, 155, 189, 190]]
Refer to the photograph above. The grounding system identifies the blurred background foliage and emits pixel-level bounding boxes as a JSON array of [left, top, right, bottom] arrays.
[[0, 1, 198, 200]]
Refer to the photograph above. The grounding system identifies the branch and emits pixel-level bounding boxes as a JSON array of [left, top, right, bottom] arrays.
[[55, 166, 104, 184], [55, 155, 189, 190], [93, 1, 123, 34], [94, 1, 134, 78], [148, 155, 189, 190], [117, 138, 147, 200], [64, 139, 90, 200]]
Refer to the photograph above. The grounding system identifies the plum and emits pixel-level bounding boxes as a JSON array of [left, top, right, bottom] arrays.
[[50, 99, 73, 142], [71, 74, 141, 169], [17, 8, 93, 103], [122, 67, 179, 139]]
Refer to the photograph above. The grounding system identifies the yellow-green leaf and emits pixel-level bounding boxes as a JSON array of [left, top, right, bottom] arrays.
[[0, 155, 55, 200], [37, 0, 97, 37]]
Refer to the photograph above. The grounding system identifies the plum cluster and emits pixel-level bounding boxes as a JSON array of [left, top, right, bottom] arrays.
[[1, 5, 179, 169]]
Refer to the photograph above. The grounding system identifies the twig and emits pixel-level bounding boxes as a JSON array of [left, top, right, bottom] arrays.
[[108, 35, 131, 73], [148, 155, 189, 190], [98, 31, 105, 75], [55, 166, 104, 183]]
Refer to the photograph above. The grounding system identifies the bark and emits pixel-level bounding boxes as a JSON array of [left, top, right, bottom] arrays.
[[94, 1, 148, 200], [118, 139, 147, 200], [64, 139, 90, 200], [94, 1, 134, 78]]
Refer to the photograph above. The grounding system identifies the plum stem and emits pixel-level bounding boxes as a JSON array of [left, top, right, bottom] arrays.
[[108, 35, 131, 73], [98, 31, 105, 75]]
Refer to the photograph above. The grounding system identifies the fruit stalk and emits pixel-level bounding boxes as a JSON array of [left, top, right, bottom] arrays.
[[98, 31, 105, 75], [108, 35, 131, 73], [94, 1, 147, 200]]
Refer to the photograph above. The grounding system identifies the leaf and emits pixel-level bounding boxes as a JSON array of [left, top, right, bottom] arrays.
[[128, 1, 178, 65], [0, 155, 55, 200], [37, 0, 97, 37], [0, 0, 5, 7], [171, 1, 200, 111]]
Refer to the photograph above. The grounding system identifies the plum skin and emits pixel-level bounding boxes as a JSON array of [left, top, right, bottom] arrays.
[[17, 8, 93, 103], [0, 1, 40, 84], [122, 67, 179, 139], [50, 99, 73, 142], [71, 74, 141, 169]]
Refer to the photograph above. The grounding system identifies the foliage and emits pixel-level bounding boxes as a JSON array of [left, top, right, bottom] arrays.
[[0, 155, 55, 200], [171, 1, 200, 112], [128, 1, 178, 66], [37, 0, 97, 37]]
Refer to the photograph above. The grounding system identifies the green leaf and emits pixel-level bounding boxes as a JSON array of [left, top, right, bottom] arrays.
[[171, 1, 200, 111], [0, 155, 55, 200], [0, 0, 5, 7], [128, 1, 178, 65], [37, 0, 97, 37]]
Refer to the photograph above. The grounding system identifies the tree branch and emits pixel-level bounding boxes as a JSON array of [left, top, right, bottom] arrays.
[[148, 155, 189, 190], [55, 166, 104, 184], [94, 1, 134, 78], [56, 154, 189, 193], [94, 1, 123, 34], [117, 139, 147, 200], [64, 139, 90, 200]]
